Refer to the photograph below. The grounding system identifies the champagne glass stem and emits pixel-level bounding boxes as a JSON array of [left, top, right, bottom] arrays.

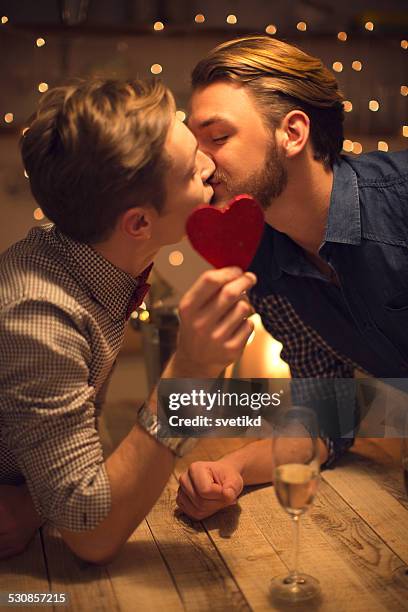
[[289, 516, 300, 581]]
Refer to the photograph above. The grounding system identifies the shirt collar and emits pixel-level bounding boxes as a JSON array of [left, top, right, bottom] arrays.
[[53, 226, 153, 321], [322, 155, 361, 247], [250, 224, 314, 281], [251, 157, 362, 283]]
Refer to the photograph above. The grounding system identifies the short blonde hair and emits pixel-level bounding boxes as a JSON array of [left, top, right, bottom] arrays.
[[192, 35, 344, 168]]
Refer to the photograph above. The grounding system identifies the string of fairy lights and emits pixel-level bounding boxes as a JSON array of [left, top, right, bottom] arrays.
[[1, 12, 407, 237]]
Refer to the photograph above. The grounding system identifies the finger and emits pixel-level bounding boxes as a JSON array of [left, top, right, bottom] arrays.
[[178, 473, 205, 511], [224, 317, 255, 354], [211, 300, 255, 342], [177, 489, 237, 520], [180, 268, 244, 316], [189, 464, 225, 500], [201, 272, 257, 325], [176, 491, 206, 520], [222, 477, 244, 503]]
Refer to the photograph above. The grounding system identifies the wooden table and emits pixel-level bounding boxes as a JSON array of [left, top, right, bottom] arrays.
[[1, 435, 408, 611]]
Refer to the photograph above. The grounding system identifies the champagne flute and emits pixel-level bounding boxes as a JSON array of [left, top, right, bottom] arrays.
[[270, 406, 321, 603]]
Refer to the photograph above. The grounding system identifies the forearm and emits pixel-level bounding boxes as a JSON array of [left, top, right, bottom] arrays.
[[218, 438, 329, 486], [60, 423, 174, 564], [218, 439, 274, 485], [59, 352, 218, 564]]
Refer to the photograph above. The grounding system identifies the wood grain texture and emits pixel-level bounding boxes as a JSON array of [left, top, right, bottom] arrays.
[[4, 434, 408, 612], [106, 519, 183, 611], [177, 438, 408, 611], [41, 525, 120, 612], [322, 460, 408, 565], [0, 529, 48, 612], [145, 475, 250, 611]]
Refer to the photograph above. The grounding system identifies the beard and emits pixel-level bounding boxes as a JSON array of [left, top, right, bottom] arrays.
[[212, 141, 288, 211]]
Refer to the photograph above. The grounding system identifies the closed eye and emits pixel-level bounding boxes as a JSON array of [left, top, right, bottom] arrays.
[[212, 135, 228, 143]]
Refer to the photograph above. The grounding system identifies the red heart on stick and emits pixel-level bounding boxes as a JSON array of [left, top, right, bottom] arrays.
[[186, 194, 264, 270]]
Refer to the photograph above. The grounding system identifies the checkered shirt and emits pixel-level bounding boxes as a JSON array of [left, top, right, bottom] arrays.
[[0, 224, 151, 530], [250, 292, 371, 468]]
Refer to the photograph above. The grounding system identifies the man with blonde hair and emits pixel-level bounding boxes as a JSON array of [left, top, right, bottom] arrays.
[[0, 78, 257, 562], [177, 35, 408, 519]]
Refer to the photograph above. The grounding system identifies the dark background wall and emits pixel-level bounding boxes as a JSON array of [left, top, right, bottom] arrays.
[[0, 0, 407, 255]]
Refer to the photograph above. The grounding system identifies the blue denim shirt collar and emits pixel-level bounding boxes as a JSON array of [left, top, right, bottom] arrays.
[[265, 156, 361, 281], [322, 156, 361, 247]]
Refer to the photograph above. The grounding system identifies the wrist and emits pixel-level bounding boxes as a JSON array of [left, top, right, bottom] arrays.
[[166, 351, 224, 379], [218, 451, 247, 482]]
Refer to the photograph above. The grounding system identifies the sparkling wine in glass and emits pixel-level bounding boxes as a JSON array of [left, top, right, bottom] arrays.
[[270, 406, 321, 603]]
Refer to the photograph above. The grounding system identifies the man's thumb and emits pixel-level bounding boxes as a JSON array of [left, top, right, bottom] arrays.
[[222, 478, 242, 503]]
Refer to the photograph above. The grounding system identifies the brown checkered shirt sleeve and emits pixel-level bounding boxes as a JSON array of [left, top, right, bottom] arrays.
[[0, 224, 150, 531]]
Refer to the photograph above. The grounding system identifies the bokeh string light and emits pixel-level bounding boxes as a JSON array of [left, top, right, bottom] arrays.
[[175, 110, 186, 122], [0, 8, 406, 381], [265, 24, 277, 35], [343, 139, 354, 152], [150, 63, 162, 75], [33, 207, 44, 221], [169, 251, 184, 266], [0, 13, 405, 166]]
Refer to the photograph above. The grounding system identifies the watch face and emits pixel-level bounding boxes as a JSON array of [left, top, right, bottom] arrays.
[[137, 404, 197, 456]]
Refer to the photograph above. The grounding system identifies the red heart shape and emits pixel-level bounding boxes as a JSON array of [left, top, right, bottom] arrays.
[[186, 194, 264, 270]]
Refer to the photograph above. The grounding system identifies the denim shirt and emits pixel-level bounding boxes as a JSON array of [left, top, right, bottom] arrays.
[[250, 149, 408, 378], [249, 150, 408, 464]]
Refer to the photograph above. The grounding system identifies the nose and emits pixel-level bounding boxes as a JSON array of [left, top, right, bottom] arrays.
[[197, 149, 216, 183]]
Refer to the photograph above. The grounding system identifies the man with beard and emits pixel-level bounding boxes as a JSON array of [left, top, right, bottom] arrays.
[[176, 35, 408, 520]]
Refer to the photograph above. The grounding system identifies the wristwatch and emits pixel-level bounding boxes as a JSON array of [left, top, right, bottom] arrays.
[[136, 402, 198, 457]]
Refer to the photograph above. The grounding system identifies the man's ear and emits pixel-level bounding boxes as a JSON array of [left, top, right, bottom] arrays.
[[277, 110, 310, 160], [119, 206, 157, 240]]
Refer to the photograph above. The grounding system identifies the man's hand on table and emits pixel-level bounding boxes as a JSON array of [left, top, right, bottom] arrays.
[[0, 484, 44, 559], [177, 439, 330, 520], [176, 460, 244, 519]]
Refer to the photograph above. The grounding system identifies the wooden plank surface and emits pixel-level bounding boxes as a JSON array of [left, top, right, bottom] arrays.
[[322, 456, 408, 565], [145, 474, 250, 612], [40, 525, 120, 612], [3, 435, 407, 612], [176, 437, 408, 612], [101, 519, 183, 612], [0, 530, 49, 612]]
